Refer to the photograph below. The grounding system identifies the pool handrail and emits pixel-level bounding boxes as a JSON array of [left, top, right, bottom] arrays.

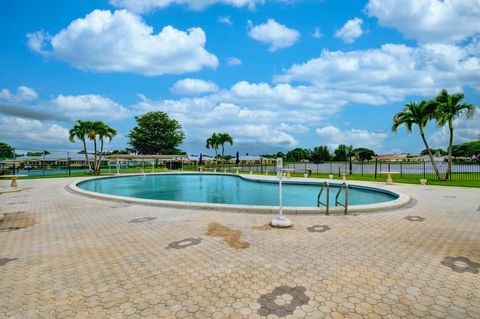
[[335, 182, 349, 214], [317, 181, 330, 214]]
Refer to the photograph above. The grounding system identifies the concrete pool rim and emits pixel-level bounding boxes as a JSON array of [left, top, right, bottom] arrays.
[[68, 172, 411, 214]]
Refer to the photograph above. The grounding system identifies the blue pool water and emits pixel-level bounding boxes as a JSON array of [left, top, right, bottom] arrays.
[[78, 174, 398, 207]]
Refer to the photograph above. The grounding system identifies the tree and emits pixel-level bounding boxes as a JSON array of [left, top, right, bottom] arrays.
[[94, 122, 117, 174], [0, 142, 14, 159], [286, 148, 310, 162], [451, 140, 480, 158], [434, 89, 476, 180], [70, 121, 117, 175], [420, 148, 446, 156], [69, 120, 94, 173], [217, 133, 233, 161], [206, 133, 220, 159], [392, 100, 442, 180], [128, 112, 185, 155], [311, 146, 331, 162], [26, 151, 50, 157], [333, 144, 348, 161], [355, 148, 375, 161]]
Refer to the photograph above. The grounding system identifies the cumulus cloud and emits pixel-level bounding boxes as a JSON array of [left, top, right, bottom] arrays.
[[110, 0, 259, 12], [131, 80, 351, 149], [171, 78, 219, 95], [218, 16, 233, 26], [52, 94, 130, 121], [248, 19, 300, 51], [315, 125, 388, 150], [0, 117, 69, 147], [0, 86, 38, 102], [27, 10, 218, 76], [431, 107, 480, 147], [366, 0, 480, 44], [335, 18, 363, 43], [227, 57, 242, 66], [275, 42, 480, 103], [312, 27, 323, 39]]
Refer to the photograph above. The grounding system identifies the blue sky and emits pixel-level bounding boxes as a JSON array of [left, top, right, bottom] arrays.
[[1, 0, 479, 155]]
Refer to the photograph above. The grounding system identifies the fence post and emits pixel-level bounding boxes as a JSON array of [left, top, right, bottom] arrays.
[[400, 162, 403, 178], [374, 158, 378, 179], [68, 152, 71, 177], [330, 162, 332, 174], [423, 161, 426, 179], [361, 161, 364, 176]]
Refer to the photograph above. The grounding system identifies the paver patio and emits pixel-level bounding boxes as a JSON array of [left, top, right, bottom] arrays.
[[1, 177, 479, 318]]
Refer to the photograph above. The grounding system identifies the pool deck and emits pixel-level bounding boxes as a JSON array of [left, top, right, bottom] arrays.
[[1, 177, 479, 318]]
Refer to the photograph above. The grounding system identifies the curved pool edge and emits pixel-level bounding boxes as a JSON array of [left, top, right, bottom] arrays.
[[68, 172, 411, 215]]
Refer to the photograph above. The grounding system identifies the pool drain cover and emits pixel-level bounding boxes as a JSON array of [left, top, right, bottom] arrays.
[[404, 216, 425, 222], [257, 285, 310, 317], [166, 238, 202, 249], [129, 217, 156, 223], [441, 256, 479, 274], [306, 225, 331, 233]]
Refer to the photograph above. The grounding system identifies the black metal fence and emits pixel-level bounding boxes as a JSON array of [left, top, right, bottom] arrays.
[[194, 160, 480, 181], [2, 149, 479, 182]]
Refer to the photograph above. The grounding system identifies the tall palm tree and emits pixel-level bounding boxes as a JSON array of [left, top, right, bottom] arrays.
[[392, 100, 442, 180], [206, 133, 220, 159], [69, 120, 93, 173], [217, 133, 233, 162], [95, 122, 117, 174], [434, 89, 476, 180]]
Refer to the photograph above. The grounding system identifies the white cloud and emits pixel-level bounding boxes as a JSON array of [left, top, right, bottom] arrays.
[[248, 19, 300, 52], [218, 16, 233, 26], [27, 10, 218, 76], [171, 78, 219, 95], [312, 27, 323, 39], [275, 42, 480, 103], [52, 94, 130, 121], [0, 86, 38, 102], [132, 80, 350, 149], [431, 107, 480, 147], [0, 117, 69, 147], [366, 0, 480, 44], [227, 57, 243, 66], [315, 125, 388, 150], [335, 18, 363, 43], [110, 0, 258, 12]]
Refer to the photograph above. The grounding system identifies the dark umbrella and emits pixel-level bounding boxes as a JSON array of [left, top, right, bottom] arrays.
[[235, 151, 240, 165], [199, 153, 203, 165]]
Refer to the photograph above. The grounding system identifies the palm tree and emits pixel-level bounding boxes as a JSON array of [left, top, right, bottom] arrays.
[[392, 100, 442, 180], [434, 89, 476, 180], [95, 122, 117, 174], [206, 133, 220, 159], [217, 133, 233, 162], [69, 120, 93, 173]]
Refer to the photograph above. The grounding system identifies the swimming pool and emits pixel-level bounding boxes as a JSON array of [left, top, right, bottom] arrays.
[[76, 173, 401, 210]]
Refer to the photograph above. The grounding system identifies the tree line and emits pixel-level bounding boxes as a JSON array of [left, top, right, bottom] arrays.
[[260, 145, 376, 163]]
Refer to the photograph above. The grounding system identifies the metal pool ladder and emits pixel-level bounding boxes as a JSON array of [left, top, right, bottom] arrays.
[[317, 181, 330, 214], [335, 182, 349, 214]]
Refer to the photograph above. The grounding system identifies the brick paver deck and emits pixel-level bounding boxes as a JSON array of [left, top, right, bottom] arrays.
[[1, 177, 479, 318]]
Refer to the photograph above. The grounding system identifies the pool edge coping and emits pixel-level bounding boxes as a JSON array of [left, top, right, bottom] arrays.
[[68, 172, 411, 215]]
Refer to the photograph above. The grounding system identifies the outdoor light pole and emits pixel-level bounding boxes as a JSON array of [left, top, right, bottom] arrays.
[[271, 157, 293, 228]]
